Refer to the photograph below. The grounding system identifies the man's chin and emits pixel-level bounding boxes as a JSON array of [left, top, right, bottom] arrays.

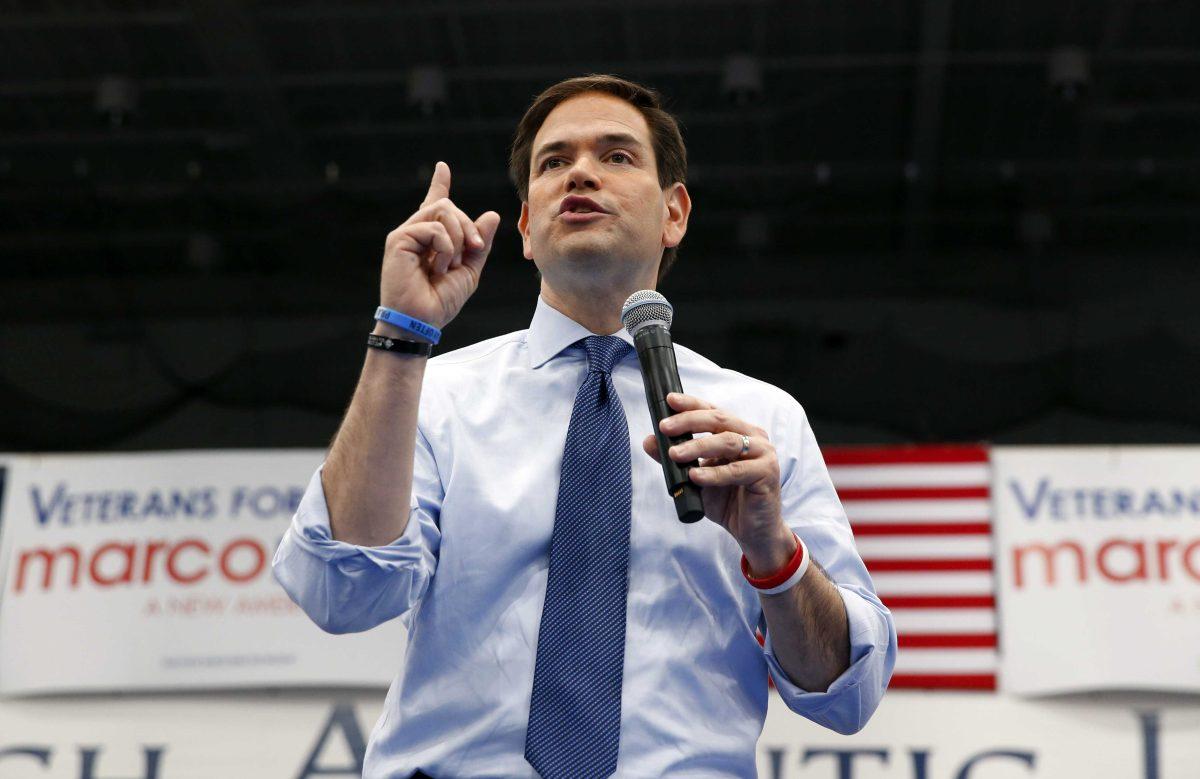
[[552, 237, 616, 264], [535, 232, 651, 276]]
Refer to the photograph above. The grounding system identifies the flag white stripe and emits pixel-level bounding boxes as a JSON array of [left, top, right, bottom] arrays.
[[891, 608, 996, 633], [870, 571, 996, 595], [828, 464, 990, 487], [844, 499, 990, 521], [855, 536, 994, 559], [894, 649, 999, 673]]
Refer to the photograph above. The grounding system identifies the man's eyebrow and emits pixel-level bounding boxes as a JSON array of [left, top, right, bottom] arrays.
[[534, 133, 647, 159]]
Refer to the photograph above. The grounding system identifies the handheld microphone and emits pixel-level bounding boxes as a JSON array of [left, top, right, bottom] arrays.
[[621, 290, 705, 523]]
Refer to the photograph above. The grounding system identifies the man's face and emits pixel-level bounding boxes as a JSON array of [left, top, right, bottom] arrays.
[[518, 92, 688, 284]]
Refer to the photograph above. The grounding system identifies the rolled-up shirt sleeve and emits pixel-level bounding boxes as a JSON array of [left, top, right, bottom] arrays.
[[761, 398, 898, 734], [272, 426, 443, 635], [763, 580, 896, 734]]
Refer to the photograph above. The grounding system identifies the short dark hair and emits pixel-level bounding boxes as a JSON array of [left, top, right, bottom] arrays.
[[508, 74, 688, 284]]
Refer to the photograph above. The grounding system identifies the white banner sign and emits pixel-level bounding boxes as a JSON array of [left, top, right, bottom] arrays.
[[0, 691, 1197, 778], [760, 692, 1198, 779], [992, 446, 1200, 695], [0, 451, 406, 695]]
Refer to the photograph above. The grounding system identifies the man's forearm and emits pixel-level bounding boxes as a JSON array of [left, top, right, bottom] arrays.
[[322, 321, 427, 547], [759, 558, 851, 692], [743, 526, 850, 691]]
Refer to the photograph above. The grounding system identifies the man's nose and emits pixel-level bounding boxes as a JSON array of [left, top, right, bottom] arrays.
[[565, 156, 601, 191]]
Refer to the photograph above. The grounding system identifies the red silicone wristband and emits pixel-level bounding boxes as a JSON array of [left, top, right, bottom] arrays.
[[740, 532, 804, 589]]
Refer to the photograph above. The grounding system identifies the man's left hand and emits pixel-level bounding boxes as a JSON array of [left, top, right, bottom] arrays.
[[641, 392, 796, 574]]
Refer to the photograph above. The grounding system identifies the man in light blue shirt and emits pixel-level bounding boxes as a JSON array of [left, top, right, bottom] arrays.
[[273, 75, 896, 778]]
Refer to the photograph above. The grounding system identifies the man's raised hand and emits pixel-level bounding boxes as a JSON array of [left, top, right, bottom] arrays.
[[379, 161, 501, 332]]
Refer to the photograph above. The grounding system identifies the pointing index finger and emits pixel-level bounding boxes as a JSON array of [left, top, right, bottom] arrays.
[[421, 161, 452, 207]]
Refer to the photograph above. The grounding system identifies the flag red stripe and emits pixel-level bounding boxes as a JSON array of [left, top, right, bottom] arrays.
[[864, 558, 993, 572], [839, 486, 989, 501], [882, 595, 996, 609], [900, 633, 998, 649], [852, 522, 992, 536], [823, 446, 989, 465], [889, 673, 997, 690]]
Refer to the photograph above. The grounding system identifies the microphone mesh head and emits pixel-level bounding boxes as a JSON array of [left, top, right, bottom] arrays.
[[621, 289, 674, 334]]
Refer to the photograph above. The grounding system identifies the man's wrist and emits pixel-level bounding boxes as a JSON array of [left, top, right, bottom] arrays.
[[740, 521, 799, 578], [372, 320, 434, 343], [374, 305, 441, 343]]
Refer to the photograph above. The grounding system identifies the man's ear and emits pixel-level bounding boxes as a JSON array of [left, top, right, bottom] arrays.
[[662, 182, 691, 249], [518, 201, 534, 260]]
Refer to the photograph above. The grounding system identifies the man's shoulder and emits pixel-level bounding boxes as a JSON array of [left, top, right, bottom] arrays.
[[673, 340, 800, 413], [416, 330, 527, 425]]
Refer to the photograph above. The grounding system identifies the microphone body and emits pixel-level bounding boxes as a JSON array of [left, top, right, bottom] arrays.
[[630, 323, 706, 524]]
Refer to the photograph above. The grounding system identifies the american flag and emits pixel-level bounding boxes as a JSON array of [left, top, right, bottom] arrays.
[[824, 445, 996, 691]]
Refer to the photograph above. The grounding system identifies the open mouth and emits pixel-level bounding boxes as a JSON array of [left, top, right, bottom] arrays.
[[559, 195, 609, 218]]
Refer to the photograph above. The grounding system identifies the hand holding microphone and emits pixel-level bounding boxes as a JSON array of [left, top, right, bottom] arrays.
[[625, 291, 787, 550]]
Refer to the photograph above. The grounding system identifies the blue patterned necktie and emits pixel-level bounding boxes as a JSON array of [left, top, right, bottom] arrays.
[[525, 335, 634, 779]]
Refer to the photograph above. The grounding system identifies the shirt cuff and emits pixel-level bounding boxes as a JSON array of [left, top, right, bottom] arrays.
[[762, 583, 896, 735], [286, 464, 428, 572]]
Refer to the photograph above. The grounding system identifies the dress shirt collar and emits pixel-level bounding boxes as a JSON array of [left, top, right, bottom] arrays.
[[526, 294, 636, 369]]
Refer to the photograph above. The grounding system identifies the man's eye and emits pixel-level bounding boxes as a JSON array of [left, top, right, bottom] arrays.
[[542, 158, 564, 170], [608, 152, 631, 164]]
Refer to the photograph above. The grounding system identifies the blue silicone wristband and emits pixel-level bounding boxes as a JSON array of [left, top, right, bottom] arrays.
[[374, 306, 442, 344]]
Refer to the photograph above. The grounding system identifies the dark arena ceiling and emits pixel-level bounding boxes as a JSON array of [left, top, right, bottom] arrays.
[[1, 1, 1198, 450]]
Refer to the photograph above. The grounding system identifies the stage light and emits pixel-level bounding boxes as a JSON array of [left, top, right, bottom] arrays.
[[95, 75, 138, 128], [1047, 46, 1090, 102], [721, 54, 763, 105], [408, 65, 448, 116]]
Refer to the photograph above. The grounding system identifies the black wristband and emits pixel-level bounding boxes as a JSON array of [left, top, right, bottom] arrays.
[[367, 333, 433, 357]]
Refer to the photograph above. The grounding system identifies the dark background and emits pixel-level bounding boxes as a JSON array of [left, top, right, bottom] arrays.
[[2, 0, 1197, 451]]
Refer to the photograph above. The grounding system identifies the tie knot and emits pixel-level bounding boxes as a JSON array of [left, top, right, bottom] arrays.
[[582, 335, 632, 375]]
